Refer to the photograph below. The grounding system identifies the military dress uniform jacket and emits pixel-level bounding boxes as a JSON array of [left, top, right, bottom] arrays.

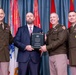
[[0, 23, 13, 62], [46, 24, 68, 56], [68, 25, 76, 66]]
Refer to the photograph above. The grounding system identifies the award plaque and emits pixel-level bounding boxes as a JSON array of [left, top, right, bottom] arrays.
[[31, 33, 44, 49]]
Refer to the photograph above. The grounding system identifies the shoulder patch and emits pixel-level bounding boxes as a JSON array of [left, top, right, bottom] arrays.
[[62, 26, 66, 30]]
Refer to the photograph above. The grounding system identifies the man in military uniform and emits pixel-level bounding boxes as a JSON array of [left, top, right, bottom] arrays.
[[68, 11, 76, 75], [40, 13, 68, 75], [0, 8, 13, 75]]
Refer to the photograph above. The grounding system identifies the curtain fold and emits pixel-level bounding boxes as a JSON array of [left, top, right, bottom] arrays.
[[0, 0, 1, 7]]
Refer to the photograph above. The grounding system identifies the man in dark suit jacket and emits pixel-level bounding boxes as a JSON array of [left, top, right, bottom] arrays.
[[0, 8, 13, 75], [68, 11, 76, 75], [14, 12, 42, 75]]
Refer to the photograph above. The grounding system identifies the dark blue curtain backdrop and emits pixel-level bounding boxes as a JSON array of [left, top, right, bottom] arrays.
[[0, 0, 76, 75]]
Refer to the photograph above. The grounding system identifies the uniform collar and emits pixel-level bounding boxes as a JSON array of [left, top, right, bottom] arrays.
[[0, 22, 4, 29], [53, 24, 60, 29]]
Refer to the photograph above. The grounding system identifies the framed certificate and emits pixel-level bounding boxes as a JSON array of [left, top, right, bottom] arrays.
[[31, 33, 44, 49]]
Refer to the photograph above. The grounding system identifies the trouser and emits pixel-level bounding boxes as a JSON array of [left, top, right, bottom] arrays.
[[0, 62, 9, 75], [18, 59, 40, 75], [49, 54, 67, 75]]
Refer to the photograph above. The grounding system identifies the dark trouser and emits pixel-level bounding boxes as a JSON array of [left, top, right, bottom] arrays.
[[18, 59, 40, 75]]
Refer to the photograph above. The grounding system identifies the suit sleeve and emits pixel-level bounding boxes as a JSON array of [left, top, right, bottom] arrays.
[[46, 29, 68, 50], [14, 28, 26, 51], [9, 31, 13, 44], [39, 28, 43, 33]]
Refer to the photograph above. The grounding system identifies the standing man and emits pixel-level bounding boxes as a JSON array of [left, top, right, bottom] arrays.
[[40, 13, 68, 75], [0, 8, 13, 75], [14, 12, 42, 75], [68, 11, 76, 75]]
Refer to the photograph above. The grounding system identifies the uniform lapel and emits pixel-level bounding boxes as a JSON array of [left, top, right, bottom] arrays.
[[70, 25, 75, 33], [55, 24, 60, 29], [73, 25, 76, 33], [52, 24, 60, 32], [4, 24, 7, 30]]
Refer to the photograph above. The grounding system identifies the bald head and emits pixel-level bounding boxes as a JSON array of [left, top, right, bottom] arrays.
[[26, 12, 34, 17], [50, 13, 59, 25], [26, 12, 35, 24], [50, 13, 59, 18]]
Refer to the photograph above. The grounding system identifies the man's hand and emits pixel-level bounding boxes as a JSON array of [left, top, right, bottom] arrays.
[[25, 45, 34, 51], [40, 45, 47, 52], [67, 59, 69, 65], [45, 34, 47, 41], [62, 26, 66, 30]]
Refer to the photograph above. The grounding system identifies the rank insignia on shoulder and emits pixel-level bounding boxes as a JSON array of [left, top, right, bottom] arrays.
[[62, 26, 66, 30]]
